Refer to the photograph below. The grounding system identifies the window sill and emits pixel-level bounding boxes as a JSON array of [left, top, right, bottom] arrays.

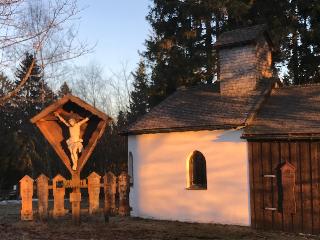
[[186, 185, 207, 190]]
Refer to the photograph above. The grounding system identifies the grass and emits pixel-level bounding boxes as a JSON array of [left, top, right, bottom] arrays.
[[0, 201, 319, 240]]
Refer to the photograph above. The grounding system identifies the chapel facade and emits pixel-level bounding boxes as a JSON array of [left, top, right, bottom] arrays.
[[124, 25, 320, 234]]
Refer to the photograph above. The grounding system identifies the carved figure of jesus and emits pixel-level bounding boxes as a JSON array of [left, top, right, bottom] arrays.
[[54, 112, 89, 171]]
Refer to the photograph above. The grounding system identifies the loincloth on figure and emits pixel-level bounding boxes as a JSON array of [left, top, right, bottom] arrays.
[[66, 138, 83, 152]]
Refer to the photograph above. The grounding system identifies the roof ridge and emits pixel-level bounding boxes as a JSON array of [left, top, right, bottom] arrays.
[[245, 79, 277, 125]]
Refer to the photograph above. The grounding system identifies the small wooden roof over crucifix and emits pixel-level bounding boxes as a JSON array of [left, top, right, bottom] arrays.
[[30, 94, 112, 174]]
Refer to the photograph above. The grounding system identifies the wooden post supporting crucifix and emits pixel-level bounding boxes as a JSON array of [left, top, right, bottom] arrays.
[[70, 173, 81, 224]]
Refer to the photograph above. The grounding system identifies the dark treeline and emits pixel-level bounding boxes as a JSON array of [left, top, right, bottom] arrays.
[[134, 0, 320, 108], [126, 0, 320, 126], [1, 0, 320, 189], [0, 53, 56, 189], [0, 53, 128, 189]]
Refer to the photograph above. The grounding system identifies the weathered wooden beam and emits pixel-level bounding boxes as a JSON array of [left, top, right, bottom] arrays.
[[36, 174, 49, 220], [88, 172, 101, 214], [53, 174, 67, 218], [20, 175, 34, 221]]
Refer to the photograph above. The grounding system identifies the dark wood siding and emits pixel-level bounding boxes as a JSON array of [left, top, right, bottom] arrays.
[[249, 141, 320, 234]]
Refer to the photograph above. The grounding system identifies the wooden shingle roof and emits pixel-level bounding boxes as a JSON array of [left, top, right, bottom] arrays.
[[125, 80, 275, 135], [214, 24, 272, 49], [244, 84, 320, 139]]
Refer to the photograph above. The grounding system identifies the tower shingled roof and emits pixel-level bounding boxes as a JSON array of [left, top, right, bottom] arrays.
[[214, 24, 272, 49]]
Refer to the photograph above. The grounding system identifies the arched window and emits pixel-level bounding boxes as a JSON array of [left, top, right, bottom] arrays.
[[186, 150, 207, 190], [128, 152, 134, 186]]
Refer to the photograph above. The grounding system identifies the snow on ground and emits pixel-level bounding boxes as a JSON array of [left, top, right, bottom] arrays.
[[0, 200, 21, 205]]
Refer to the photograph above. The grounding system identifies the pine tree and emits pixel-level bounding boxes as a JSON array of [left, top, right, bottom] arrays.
[[284, 0, 320, 84], [14, 52, 55, 124], [143, 0, 320, 103], [128, 61, 149, 123], [0, 131, 41, 189], [224, 0, 320, 85], [143, 1, 237, 107], [2, 52, 57, 185], [57, 81, 72, 98], [144, 1, 206, 106], [0, 73, 14, 130]]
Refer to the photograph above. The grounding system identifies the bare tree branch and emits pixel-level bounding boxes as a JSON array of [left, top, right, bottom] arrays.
[[0, 57, 34, 104], [69, 61, 133, 118], [0, 0, 92, 105]]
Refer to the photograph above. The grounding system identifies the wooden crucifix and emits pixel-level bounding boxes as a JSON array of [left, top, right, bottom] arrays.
[[30, 94, 112, 224]]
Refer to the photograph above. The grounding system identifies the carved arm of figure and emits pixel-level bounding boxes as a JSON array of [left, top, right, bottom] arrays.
[[77, 116, 89, 126], [54, 112, 70, 127]]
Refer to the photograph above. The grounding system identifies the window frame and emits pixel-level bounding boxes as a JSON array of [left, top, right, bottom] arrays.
[[128, 151, 134, 186], [186, 150, 207, 190]]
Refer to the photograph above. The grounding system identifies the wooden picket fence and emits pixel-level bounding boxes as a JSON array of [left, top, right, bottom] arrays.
[[19, 171, 130, 221]]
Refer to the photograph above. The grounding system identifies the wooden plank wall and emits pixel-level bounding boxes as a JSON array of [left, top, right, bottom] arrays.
[[249, 141, 320, 234]]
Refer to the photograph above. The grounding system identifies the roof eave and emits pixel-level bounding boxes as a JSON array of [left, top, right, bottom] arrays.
[[121, 124, 246, 136], [214, 27, 274, 51], [242, 133, 320, 140], [214, 39, 256, 50]]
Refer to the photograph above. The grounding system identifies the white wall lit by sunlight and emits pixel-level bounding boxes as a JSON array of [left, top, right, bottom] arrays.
[[128, 129, 250, 226]]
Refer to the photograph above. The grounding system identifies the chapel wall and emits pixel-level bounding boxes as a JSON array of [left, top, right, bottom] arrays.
[[128, 129, 250, 225]]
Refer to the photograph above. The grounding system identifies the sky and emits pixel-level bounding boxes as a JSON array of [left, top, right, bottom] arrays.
[[75, 0, 151, 74]]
